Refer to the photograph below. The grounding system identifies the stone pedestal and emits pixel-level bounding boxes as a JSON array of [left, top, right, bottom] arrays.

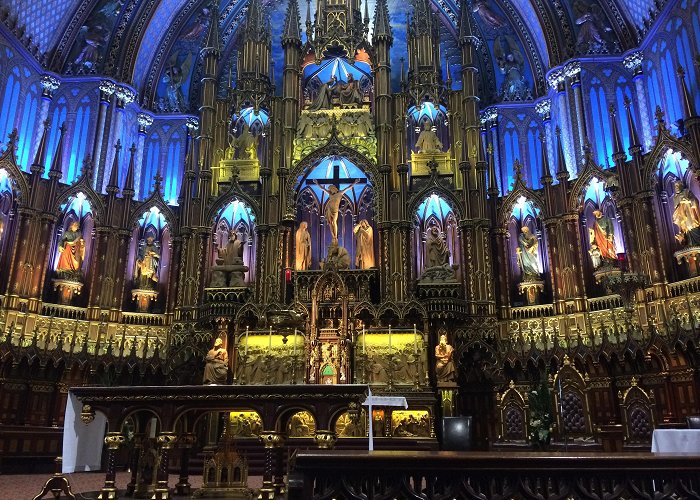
[[210, 264, 249, 287], [418, 264, 458, 284], [52, 279, 83, 305], [437, 382, 458, 417], [132, 288, 158, 313], [674, 246, 700, 277], [518, 279, 544, 305], [593, 265, 621, 284]]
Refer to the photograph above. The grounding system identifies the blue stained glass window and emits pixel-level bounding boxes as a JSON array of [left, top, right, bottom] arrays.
[[615, 81, 634, 161], [502, 122, 519, 192], [301, 155, 369, 203], [661, 50, 683, 124], [303, 57, 371, 84], [164, 133, 182, 205], [589, 82, 612, 167], [67, 97, 91, 184], [137, 206, 168, 231], [661, 149, 689, 179], [0, 71, 20, 144], [407, 102, 448, 123], [17, 84, 38, 171], [44, 100, 67, 178], [416, 193, 454, 222], [526, 121, 541, 189], [218, 199, 255, 226], [142, 132, 161, 198], [676, 28, 700, 112], [647, 68, 663, 123]]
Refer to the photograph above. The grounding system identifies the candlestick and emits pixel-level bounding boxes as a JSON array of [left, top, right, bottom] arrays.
[[245, 326, 249, 357], [268, 326, 272, 350], [293, 329, 297, 356]]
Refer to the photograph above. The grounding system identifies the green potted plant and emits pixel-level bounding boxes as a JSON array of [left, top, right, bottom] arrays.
[[528, 381, 553, 450]]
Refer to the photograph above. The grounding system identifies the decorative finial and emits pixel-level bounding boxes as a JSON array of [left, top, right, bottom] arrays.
[[153, 171, 163, 192]]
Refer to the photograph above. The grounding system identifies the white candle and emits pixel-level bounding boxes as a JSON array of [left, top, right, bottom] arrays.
[[362, 325, 366, 354], [268, 326, 272, 350], [293, 329, 297, 356], [413, 324, 418, 353], [388, 325, 392, 354], [245, 326, 249, 357]]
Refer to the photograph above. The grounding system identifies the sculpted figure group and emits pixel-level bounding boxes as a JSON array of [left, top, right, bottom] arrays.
[[308, 74, 364, 111]]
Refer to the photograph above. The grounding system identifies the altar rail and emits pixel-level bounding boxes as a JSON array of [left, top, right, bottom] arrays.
[[288, 450, 700, 500]]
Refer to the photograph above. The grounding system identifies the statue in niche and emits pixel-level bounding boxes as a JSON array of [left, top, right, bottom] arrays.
[[314, 179, 360, 243], [672, 180, 700, 247], [203, 338, 229, 384], [588, 209, 617, 268], [338, 74, 363, 108], [308, 77, 337, 111], [435, 334, 456, 382], [356, 113, 374, 136], [516, 226, 541, 280], [210, 231, 248, 287], [162, 53, 192, 113], [323, 242, 350, 270], [353, 219, 375, 269], [573, 0, 613, 54], [295, 222, 312, 271], [134, 236, 160, 289], [494, 35, 529, 100], [56, 221, 85, 279], [296, 114, 314, 139], [235, 124, 258, 160], [426, 226, 450, 267], [414, 122, 443, 154]]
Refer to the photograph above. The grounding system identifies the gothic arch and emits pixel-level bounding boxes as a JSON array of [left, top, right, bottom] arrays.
[[52, 167, 106, 225], [0, 143, 30, 204], [643, 128, 699, 190], [498, 161, 547, 227], [128, 183, 179, 233], [206, 181, 261, 227], [407, 179, 464, 222], [568, 157, 620, 212]]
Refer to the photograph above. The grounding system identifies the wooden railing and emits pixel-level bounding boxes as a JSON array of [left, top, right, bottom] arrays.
[[288, 450, 700, 500]]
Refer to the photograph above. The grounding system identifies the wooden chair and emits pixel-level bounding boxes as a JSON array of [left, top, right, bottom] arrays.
[[551, 355, 598, 447], [493, 381, 530, 449], [618, 377, 656, 450]]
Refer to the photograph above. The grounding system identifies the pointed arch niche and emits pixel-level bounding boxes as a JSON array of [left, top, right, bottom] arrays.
[[407, 102, 450, 153], [0, 168, 18, 292], [413, 193, 461, 282], [579, 177, 625, 296], [211, 199, 257, 285], [655, 149, 700, 280], [507, 196, 549, 306], [126, 207, 172, 313], [295, 155, 375, 270], [48, 192, 95, 305]]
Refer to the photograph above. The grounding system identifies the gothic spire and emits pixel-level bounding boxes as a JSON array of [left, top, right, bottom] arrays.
[[555, 127, 568, 181], [30, 120, 50, 175], [48, 123, 65, 180], [282, 0, 301, 44], [677, 66, 697, 119], [487, 142, 499, 197], [539, 131, 552, 185], [459, 0, 481, 47], [244, 0, 267, 43], [623, 95, 640, 150], [106, 140, 122, 194], [122, 143, 136, 198], [202, 2, 221, 56], [372, 0, 392, 43], [609, 104, 625, 157]]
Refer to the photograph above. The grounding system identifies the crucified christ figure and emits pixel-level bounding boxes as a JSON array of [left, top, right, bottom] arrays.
[[314, 179, 360, 243]]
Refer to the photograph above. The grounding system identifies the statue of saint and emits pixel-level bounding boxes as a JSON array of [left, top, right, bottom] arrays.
[[308, 76, 336, 111], [56, 221, 85, 279], [324, 242, 350, 270], [588, 209, 616, 267], [203, 338, 228, 384], [295, 222, 312, 270], [220, 231, 244, 266], [235, 124, 258, 160], [425, 226, 450, 267], [338, 74, 363, 108], [353, 219, 375, 269], [435, 334, 456, 382], [134, 236, 160, 288], [672, 181, 700, 247], [314, 179, 359, 243], [414, 122, 443, 154], [516, 226, 541, 279]]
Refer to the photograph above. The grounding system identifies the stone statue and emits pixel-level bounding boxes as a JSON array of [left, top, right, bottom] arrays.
[[235, 124, 258, 160], [338, 74, 363, 108], [353, 219, 374, 269], [415, 122, 443, 154], [472, 0, 506, 29], [222, 231, 244, 266], [573, 0, 612, 54], [134, 236, 160, 289], [308, 76, 336, 111], [426, 226, 450, 267], [56, 221, 85, 279], [435, 334, 456, 382], [296, 113, 314, 139], [672, 181, 700, 247], [494, 35, 529, 100], [314, 179, 359, 243], [588, 209, 616, 268], [210, 231, 248, 287], [516, 226, 541, 279], [323, 242, 350, 270], [162, 53, 192, 113], [356, 113, 374, 136], [295, 222, 312, 270], [203, 338, 228, 384]]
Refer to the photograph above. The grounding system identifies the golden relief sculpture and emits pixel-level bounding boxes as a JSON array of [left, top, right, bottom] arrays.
[[293, 109, 376, 161], [287, 411, 316, 437]]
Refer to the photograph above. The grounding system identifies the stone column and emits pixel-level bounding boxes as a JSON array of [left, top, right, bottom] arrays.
[[100, 431, 125, 500], [135, 112, 153, 199], [175, 433, 196, 495], [102, 86, 136, 192], [153, 432, 177, 500], [32, 75, 60, 163], [565, 61, 586, 169], [535, 98, 554, 168], [259, 431, 285, 500], [548, 69, 575, 178], [92, 80, 116, 190], [624, 51, 653, 151]]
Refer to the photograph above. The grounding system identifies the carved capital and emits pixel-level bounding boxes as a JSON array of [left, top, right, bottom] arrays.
[[157, 432, 178, 449], [535, 98, 551, 119], [98, 80, 117, 97], [104, 432, 125, 450], [40, 74, 60, 97], [80, 404, 95, 424], [314, 430, 337, 449], [259, 431, 285, 449], [623, 51, 644, 75], [137, 112, 154, 131]]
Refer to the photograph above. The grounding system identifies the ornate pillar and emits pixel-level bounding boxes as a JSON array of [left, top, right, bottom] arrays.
[[92, 81, 116, 190], [102, 86, 136, 192], [565, 61, 586, 169], [135, 112, 153, 199], [175, 433, 196, 496], [33, 75, 60, 162], [99, 432, 125, 500], [482, 107, 499, 191], [548, 69, 575, 178], [259, 431, 285, 500], [153, 432, 177, 500], [623, 51, 652, 151], [536, 98, 554, 171]]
